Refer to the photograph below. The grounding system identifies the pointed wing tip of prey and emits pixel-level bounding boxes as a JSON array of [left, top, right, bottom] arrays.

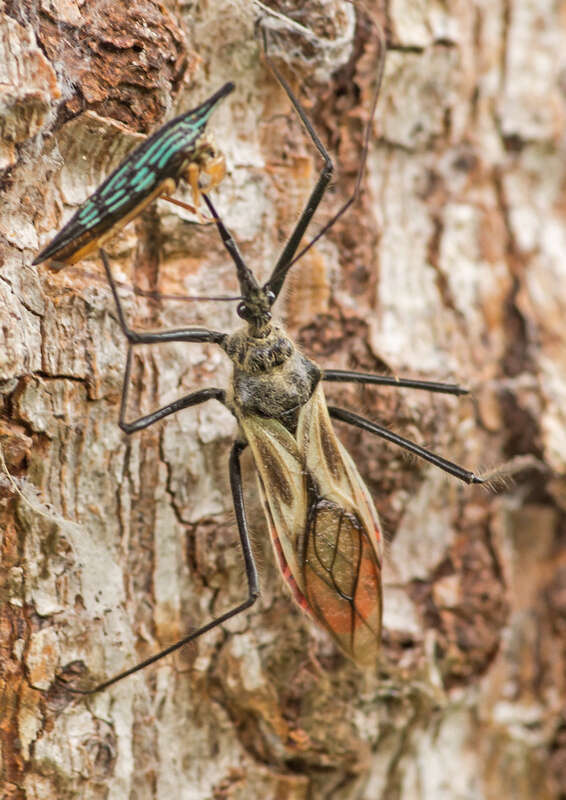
[[212, 82, 236, 104], [32, 242, 71, 269], [32, 244, 63, 268], [32, 247, 52, 266]]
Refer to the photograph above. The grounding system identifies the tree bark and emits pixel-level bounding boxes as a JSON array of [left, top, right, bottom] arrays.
[[1, 1, 564, 798]]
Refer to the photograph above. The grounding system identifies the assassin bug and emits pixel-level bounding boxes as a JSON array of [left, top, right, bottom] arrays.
[[38, 21, 484, 692], [33, 82, 234, 267]]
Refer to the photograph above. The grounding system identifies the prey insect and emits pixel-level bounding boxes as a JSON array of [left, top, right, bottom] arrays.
[[33, 82, 234, 267], [38, 23, 484, 693]]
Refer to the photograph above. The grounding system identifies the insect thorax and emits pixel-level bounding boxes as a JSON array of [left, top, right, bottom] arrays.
[[223, 324, 321, 429]]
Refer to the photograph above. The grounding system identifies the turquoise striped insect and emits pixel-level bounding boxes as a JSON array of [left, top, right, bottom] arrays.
[[34, 82, 234, 268]]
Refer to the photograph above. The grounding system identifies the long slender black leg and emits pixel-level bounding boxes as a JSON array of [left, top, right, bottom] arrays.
[[101, 247, 229, 433], [201, 25, 334, 303], [329, 406, 484, 484], [101, 249, 226, 346], [259, 25, 333, 298], [323, 369, 469, 397], [258, 25, 333, 299], [118, 352, 225, 432], [66, 441, 259, 695], [229, 441, 260, 601], [261, 23, 387, 298]]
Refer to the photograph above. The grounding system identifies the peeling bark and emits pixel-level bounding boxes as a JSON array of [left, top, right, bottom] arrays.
[[1, 1, 565, 798]]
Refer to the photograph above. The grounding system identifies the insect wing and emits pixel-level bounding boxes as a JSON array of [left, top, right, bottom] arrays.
[[33, 82, 235, 267], [239, 415, 309, 598], [297, 385, 382, 666], [241, 384, 382, 667]]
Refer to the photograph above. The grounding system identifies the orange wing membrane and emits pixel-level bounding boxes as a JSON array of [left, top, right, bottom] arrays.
[[240, 385, 383, 667]]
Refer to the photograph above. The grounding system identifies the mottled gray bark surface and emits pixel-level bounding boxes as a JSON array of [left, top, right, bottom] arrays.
[[1, 1, 564, 798]]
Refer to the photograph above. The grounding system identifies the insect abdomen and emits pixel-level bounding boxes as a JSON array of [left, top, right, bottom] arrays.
[[240, 385, 382, 667]]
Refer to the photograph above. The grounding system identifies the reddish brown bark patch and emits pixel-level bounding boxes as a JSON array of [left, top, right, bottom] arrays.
[[415, 508, 509, 688], [33, 0, 192, 130]]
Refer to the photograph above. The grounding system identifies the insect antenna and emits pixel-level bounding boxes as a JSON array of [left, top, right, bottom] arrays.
[[118, 285, 243, 304], [58, 266, 243, 304]]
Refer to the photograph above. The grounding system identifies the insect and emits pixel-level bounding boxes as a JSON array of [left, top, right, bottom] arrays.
[[39, 22, 484, 693], [33, 82, 234, 267]]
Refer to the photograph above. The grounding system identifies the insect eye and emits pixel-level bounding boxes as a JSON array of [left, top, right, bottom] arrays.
[[237, 301, 250, 320], [265, 289, 275, 305]]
